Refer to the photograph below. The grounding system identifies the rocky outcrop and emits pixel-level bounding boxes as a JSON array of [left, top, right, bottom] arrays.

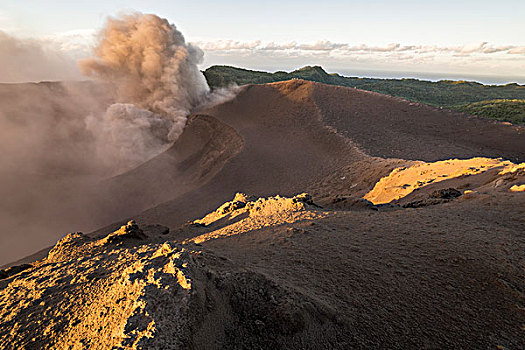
[[189, 193, 329, 244], [99, 220, 147, 245], [364, 158, 525, 204], [429, 188, 462, 199], [317, 195, 377, 211], [0, 264, 32, 280], [0, 207, 347, 349]]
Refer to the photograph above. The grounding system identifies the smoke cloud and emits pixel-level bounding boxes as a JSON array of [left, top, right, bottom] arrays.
[[79, 13, 210, 172], [0, 13, 242, 265], [0, 80, 115, 266], [0, 31, 82, 83], [84, 103, 174, 171]]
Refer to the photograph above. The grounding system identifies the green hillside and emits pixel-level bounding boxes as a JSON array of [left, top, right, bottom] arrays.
[[203, 65, 525, 123], [456, 99, 525, 124]]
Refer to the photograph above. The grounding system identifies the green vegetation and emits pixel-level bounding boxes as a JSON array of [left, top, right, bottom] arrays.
[[456, 99, 525, 124], [203, 65, 525, 124], [203, 65, 335, 87]]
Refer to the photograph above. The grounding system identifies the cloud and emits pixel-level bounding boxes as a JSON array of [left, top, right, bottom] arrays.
[[259, 41, 298, 51], [198, 40, 261, 51], [195, 39, 525, 76], [41, 29, 96, 57], [508, 46, 525, 54], [297, 40, 348, 51], [194, 40, 525, 57], [0, 9, 19, 33], [0, 31, 83, 83]]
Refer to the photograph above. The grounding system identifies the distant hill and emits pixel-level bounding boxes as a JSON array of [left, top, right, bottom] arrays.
[[203, 65, 525, 123], [203, 65, 336, 87], [456, 99, 525, 124]]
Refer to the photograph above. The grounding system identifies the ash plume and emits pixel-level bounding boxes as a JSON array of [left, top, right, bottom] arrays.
[[0, 13, 241, 265], [0, 31, 81, 83], [80, 13, 210, 172]]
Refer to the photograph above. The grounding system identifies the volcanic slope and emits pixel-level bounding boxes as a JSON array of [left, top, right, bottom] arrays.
[[125, 79, 525, 231], [1, 80, 524, 349], [5, 79, 524, 264], [1, 188, 524, 348], [311, 82, 525, 162]]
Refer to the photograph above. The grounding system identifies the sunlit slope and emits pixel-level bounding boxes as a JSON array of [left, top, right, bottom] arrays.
[[364, 158, 524, 204]]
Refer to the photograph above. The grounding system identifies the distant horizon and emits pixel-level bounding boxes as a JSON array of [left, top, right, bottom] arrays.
[[203, 64, 525, 86], [335, 69, 525, 86], [1, 64, 523, 87]]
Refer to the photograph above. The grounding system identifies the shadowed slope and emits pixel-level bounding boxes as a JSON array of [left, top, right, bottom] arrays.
[[98, 114, 244, 222], [1, 114, 244, 267], [132, 80, 525, 230], [131, 80, 383, 232], [200, 192, 525, 349], [311, 83, 525, 162]]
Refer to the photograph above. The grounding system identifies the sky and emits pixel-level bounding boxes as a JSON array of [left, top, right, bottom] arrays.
[[1, 0, 524, 83]]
